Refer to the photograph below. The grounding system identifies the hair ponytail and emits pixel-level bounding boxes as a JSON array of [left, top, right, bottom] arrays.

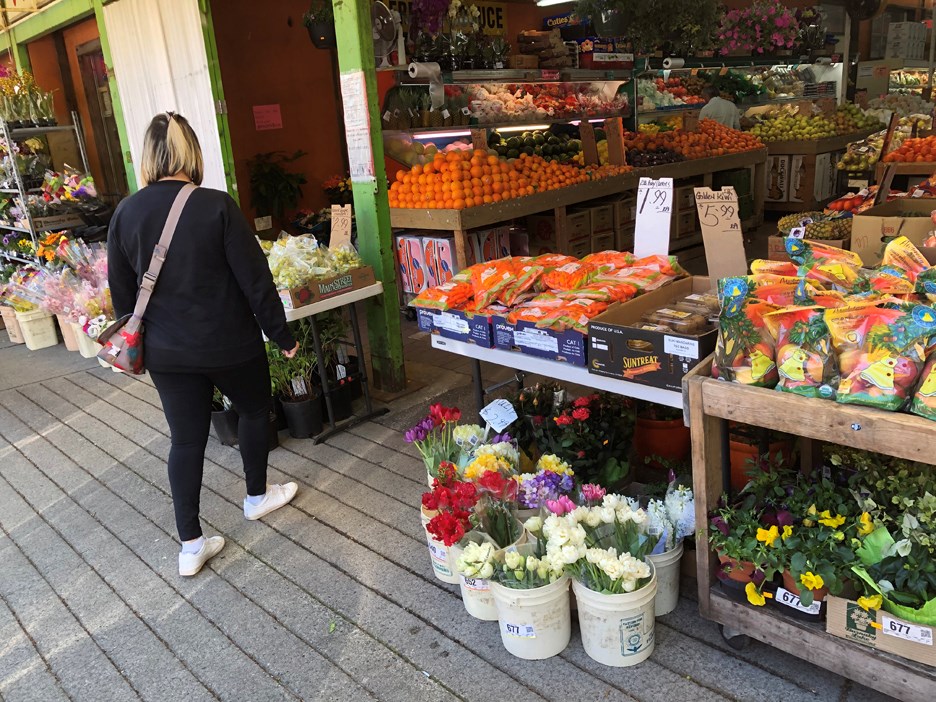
[[140, 112, 205, 186]]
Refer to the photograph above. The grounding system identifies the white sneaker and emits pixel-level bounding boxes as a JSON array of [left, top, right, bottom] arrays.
[[243, 482, 298, 521], [178, 536, 225, 577]]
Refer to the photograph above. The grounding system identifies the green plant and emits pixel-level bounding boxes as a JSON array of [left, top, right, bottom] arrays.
[[302, 0, 333, 25], [573, 0, 664, 55], [668, 0, 721, 54], [247, 150, 308, 219], [267, 342, 318, 401], [212, 387, 231, 412]]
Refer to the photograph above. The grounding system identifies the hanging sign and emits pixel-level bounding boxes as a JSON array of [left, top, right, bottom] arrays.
[[479, 398, 518, 433], [633, 177, 673, 258]]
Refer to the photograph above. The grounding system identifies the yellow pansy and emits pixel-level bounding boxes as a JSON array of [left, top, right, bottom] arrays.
[[781, 526, 793, 541], [858, 512, 874, 537], [756, 525, 780, 548], [802, 504, 817, 527], [745, 582, 768, 606], [800, 572, 825, 591], [857, 594, 883, 612], [818, 510, 845, 528]]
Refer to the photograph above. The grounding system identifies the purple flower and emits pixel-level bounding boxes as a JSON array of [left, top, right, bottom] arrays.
[[490, 432, 513, 444], [711, 516, 730, 536], [518, 470, 574, 509], [404, 416, 434, 443]]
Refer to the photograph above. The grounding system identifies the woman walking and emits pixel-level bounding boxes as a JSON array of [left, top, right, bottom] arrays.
[[108, 113, 299, 576]]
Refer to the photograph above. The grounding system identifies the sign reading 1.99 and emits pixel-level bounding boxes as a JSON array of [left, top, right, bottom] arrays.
[[387, 1, 507, 35]]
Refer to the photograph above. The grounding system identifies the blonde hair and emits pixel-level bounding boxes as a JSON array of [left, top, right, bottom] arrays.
[[140, 112, 204, 186]]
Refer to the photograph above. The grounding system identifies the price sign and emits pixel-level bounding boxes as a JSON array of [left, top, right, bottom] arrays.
[[882, 616, 934, 646], [330, 205, 353, 249], [603, 117, 626, 165], [503, 622, 536, 638], [694, 186, 747, 285], [775, 587, 822, 615], [634, 177, 673, 258], [480, 398, 518, 433], [579, 122, 599, 167], [471, 128, 489, 152]]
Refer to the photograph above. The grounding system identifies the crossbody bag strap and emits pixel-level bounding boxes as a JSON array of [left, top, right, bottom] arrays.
[[131, 182, 197, 321]]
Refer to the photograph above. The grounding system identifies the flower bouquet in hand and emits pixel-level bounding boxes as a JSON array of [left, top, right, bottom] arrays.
[[405, 403, 462, 480], [421, 462, 479, 546]]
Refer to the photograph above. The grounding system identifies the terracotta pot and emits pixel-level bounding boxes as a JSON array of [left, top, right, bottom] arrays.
[[633, 416, 691, 465], [781, 570, 828, 603], [729, 438, 793, 492], [717, 553, 756, 583]]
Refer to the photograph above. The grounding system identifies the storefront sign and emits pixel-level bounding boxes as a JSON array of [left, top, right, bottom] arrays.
[[253, 104, 282, 131], [388, 1, 507, 35]]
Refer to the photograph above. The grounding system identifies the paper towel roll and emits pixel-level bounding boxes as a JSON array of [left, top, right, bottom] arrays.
[[407, 62, 444, 110], [662, 57, 685, 69]]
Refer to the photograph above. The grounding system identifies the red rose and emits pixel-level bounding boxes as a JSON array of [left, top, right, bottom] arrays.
[[554, 414, 573, 427], [532, 415, 544, 426], [573, 396, 591, 408], [572, 407, 590, 421]]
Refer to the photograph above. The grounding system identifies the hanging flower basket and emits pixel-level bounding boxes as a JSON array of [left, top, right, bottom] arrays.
[[307, 23, 336, 50]]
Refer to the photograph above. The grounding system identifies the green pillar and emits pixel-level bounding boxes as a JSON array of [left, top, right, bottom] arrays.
[[333, 0, 406, 392], [10, 30, 31, 72]]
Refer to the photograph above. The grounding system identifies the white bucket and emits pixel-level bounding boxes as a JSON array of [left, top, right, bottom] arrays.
[[73, 323, 99, 358], [420, 508, 459, 584], [15, 309, 57, 350], [56, 315, 79, 351], [1, 306, 24, 344], [452, 526, 526, 621], [490, 575, 571, 660], [572, 562, 657, 667], [647, 542, 683, 617]]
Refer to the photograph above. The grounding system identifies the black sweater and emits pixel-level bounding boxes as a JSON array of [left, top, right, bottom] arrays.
[[107, 180, 295, 372]]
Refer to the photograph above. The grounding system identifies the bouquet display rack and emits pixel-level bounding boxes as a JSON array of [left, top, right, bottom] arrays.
[[0, 110, 91, 266], [685, 365, 935, 701]]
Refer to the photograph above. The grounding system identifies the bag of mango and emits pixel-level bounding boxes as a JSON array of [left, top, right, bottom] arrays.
[[713, 276, 780, 387], [764, 305, 839, 400]]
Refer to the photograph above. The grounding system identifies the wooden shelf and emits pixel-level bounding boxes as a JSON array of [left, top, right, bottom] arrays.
[[765, 129, 879, 156], [686, 371, 936, 702], [390, 149, 767, 231], [875, 161, 936, 180]]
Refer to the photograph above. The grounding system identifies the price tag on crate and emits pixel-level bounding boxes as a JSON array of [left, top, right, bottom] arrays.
[[775, 587, 822, 615], [480, 398, 518, 433], [634, 177, 673, 258], [881, 616, 934, 646], [694, 186, 747, 284]]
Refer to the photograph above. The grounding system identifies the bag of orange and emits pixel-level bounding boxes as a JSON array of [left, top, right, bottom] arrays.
[[764, 306, 838, 399], [542, 261, 595, 292], [825, 301, 936, 411], [412, 277, 473, 310]]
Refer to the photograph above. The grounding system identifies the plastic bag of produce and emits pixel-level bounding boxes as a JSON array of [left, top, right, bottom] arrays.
[[542, 261, 595, 292], [910, 354, 936, 420], [471, 259, 516, 308], [764, 306, 839, 399], [267, 234, 334, 289], [825, 302, 936, 411], [412, 274, 474, 310], [750, 259, 799, 277], [539, 299, 609, 333], [328, 241, 363, 273], [497, 257, 545, 307], [714, 277, 779, 387], [581, 251, 637, 273], [786, 238, 863, 291]]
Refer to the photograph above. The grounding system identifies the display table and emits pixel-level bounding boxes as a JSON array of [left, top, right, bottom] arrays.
[[430, 335, 683, 412], [284, 282, 387, 443], [685, 368, 936, 701]]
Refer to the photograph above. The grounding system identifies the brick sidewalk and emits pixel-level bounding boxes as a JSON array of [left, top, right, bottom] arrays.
[[0, 338, 892, 701]]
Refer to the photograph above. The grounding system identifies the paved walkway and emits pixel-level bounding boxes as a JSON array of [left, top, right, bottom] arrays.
[[0, 332, 894, 702]]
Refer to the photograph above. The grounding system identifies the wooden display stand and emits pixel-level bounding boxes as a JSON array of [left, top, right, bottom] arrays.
[[390, 149, 768, 269], [874, 161, 936, 182], [684, 366, 936, 702]]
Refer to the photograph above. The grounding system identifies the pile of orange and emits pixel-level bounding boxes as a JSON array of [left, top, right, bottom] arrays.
[[883, 135, 936, 163], [389, 149, 630, 210], [621, 120, 763, 159]]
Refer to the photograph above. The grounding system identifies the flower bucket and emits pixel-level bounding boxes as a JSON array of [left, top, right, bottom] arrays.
[[490, 575, 571, 660], [15, 309, 57, 350], [633, 417, 690, 467], [1, 306, 24, 344], [453, 525, 527, 620], [281, 396, 323, 439], [211, 408, 239, 447], [420, 507, 459, 584], [73, 323, 99, 358], [57, 315, 78, 351], [781, 569, 829, 603], [717, 553, 756, 583], [516, 507, 539, 523], [648, 542, 683, 616], [572, 563, 657, 667]]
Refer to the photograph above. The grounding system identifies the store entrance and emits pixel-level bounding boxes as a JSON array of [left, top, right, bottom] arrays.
[[75, 40, 127, 203]]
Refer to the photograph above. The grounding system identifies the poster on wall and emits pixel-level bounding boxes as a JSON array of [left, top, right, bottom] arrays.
[[253, 104, 283, 131], [386, 0, 507, 36], [339, 71, 375, 182]]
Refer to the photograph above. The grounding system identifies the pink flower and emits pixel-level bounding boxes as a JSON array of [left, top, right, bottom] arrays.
[[581, 484, 606, 502], [546, 495, 576, 516]]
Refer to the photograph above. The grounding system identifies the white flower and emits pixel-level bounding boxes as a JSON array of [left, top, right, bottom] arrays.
[[584, 508, 602, 528], [602, 494, 624, 511], [569, 506, 590, 524], [558, 543, 585, 564], [478, 562, 494, 579], [456, 541, 495, 578], [526, 556, 540, 572], [524, 516, 543, 534], [503, 550, 522, 570], [599, 506, 617, 524], [453, 424, 484, 448]]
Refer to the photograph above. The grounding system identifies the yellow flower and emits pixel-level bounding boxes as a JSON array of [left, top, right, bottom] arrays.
[[745, 582, 766, 606], [858, 512, 874, 537], [857, 594, 882, 612], [535, 453, 573, 476], [464, 453, 502, 480], [781, 526, 793, 540], [802, 504, 817, 527], [800, 572, 824, 591], [756, 525, 780, 548], [818, 510, 845, 528]]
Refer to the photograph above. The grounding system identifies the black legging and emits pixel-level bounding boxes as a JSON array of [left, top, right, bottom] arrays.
[[150, 354, 271, 541]]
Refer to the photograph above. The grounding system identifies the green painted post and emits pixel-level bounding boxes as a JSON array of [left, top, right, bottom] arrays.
[[9, 31, 30, 71], [332, 0, 406, 392], [92, 0, 137, 192]]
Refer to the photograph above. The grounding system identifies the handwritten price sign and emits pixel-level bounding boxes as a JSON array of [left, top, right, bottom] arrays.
[[634, 177, 673, 258], [694, 186, 747, 284]]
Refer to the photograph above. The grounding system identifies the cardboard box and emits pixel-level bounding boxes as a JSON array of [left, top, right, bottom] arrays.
[[396, 236, 427, 294], [616, 228, 634, 253], [568, 237, 591, 259], [279, 266, 377, 310], [473, 226, 511, 262], [766, 156, 790, 203], [850, 199, 936, 266], [674, 211, 697, 239], [592, 231, 615, 253], [423, 237, 456, 287], [611, 194, 637, 231], [676, 186, 696, 212], [767, 235, 850, 262], [576, 204, 614, 233], [508, 54, 539, 69], [415, 307, 495, 347], [526, 212, 589, 255], [493, 314, 587, 366], [587, 277, 716, 390], [826, 596, 936, 667]]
